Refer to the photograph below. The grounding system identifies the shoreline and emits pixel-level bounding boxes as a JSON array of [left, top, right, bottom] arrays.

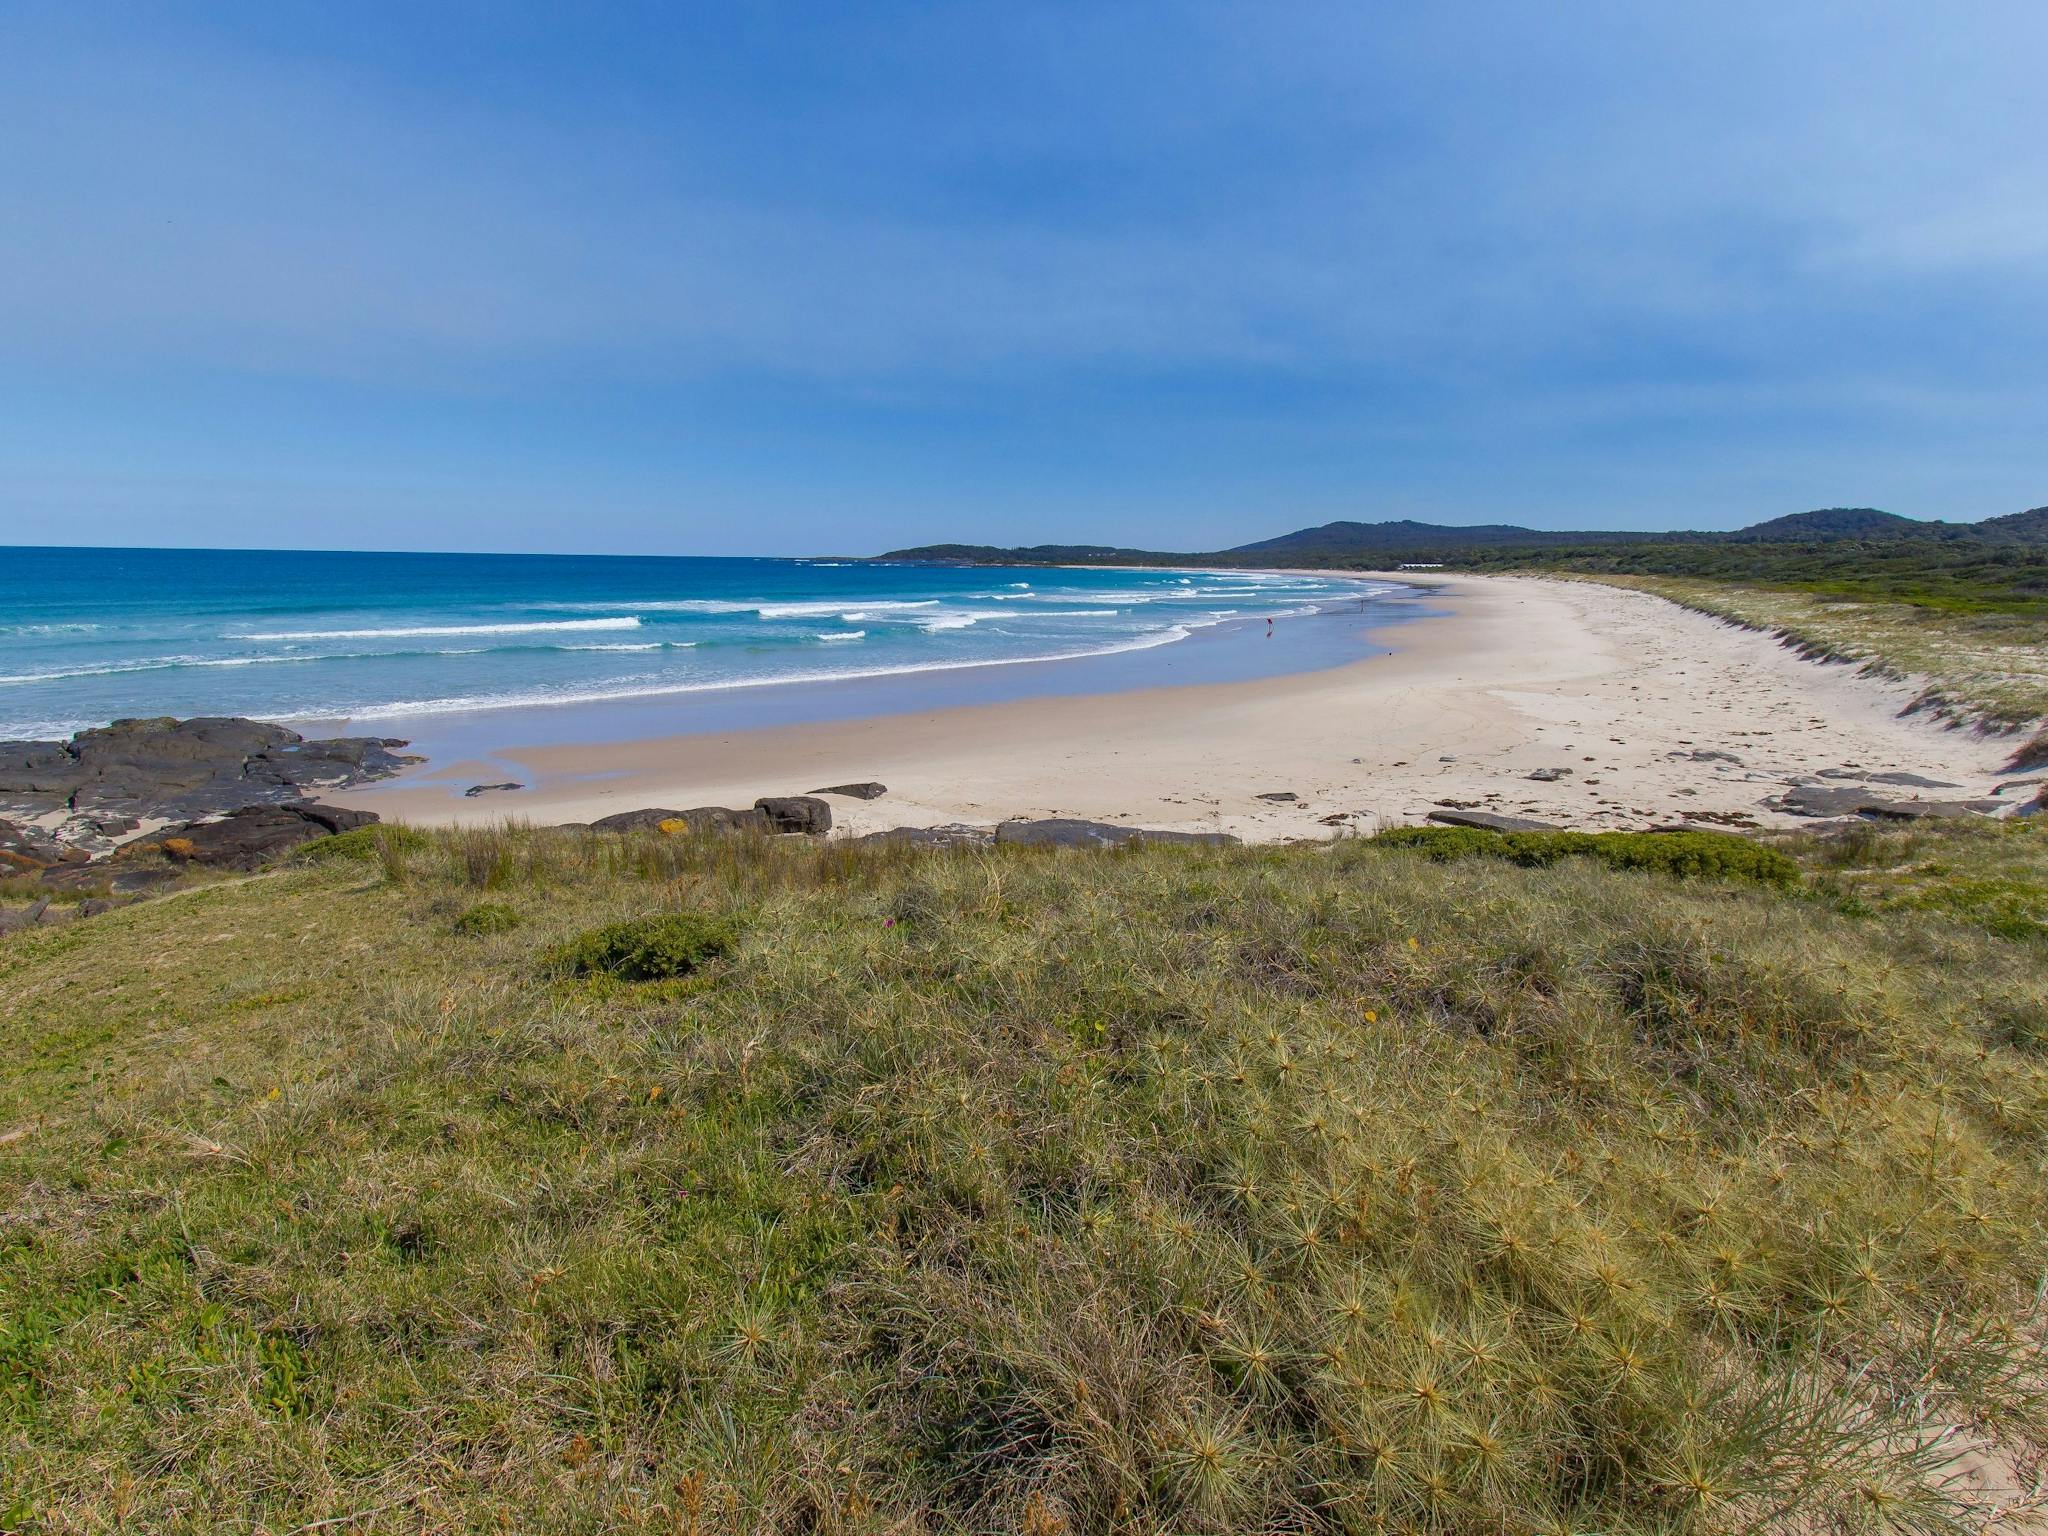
[[320, 573, 2021, 841]]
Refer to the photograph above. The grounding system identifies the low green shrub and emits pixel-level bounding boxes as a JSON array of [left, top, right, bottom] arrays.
[[547, 911, 735, 981], [1371, 825, 1800, 886], [298, 824, 429, 863], [452, 901, 523, 936]]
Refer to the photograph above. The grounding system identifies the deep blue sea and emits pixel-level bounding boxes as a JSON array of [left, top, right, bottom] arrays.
[[0, 547, 1407, 743]]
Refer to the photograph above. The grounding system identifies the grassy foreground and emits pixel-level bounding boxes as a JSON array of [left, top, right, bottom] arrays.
[[4, 825, 2047, 1533]]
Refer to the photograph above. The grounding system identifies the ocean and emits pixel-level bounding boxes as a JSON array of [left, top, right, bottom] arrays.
[[0, 547, 1413, 744]]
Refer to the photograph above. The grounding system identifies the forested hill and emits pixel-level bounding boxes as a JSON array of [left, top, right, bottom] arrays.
[[879, 506, 2046, 566], [876, 505, 2048, 613]]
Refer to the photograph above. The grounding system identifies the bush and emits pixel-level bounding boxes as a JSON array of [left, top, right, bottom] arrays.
[[547, 911, 736, 981], [452, 901, 523, 936], [299, 825, 429, 863], [1371, 825, 1800, 886]]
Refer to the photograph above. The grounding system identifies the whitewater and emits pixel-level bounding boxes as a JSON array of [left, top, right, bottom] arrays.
[[0, 547, 1394, 739]]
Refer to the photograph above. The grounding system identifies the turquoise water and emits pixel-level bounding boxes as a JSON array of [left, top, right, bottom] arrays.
[[0, 547, 1407, 741]]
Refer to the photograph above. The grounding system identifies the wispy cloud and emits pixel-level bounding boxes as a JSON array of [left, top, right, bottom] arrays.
[[0, 0, 2042, 549]]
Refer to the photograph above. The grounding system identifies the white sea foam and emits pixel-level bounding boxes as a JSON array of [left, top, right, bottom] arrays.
[[231, 616, 644, 641], [0, 652, 326, 686], [283, 623, 1200, 724], [815, 630, 865, 642]]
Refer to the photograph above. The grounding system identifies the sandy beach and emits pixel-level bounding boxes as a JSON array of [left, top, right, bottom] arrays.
[[321, 573, 2023, 840]]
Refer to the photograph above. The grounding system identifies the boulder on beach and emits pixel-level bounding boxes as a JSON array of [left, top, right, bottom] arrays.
[[589, 806, 772, 835], [811, 782, 888, 800], [1426, 809, 1561, 833], [1773, 785, 1998, 821], [1816, 768, 1962, 788], [754, 796, 833, 835], [854, 824, 996, 849]]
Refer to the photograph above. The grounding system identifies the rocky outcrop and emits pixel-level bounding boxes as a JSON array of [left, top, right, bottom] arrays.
[[1772, 785, 2002, 820], [855, 824, 996, 849], [1426, 810, 1561, 833], [0, 717, 420, 826], [118, 804, 378, 870], [0, 818, 89, 874], [588, 806, 770, 835], [811, 782, 888, 800], [0, 718, 413, 933], [994, 818, 1239, 849], [1525, 768, 1572, 782], [464, 782, 522, 797]]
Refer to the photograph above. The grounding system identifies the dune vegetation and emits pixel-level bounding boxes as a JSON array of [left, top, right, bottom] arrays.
[[3, 819, 2046, 1533]]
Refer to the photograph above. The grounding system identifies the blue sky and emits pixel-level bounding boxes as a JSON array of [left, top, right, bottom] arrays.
[[3, 1, 2044, 555]]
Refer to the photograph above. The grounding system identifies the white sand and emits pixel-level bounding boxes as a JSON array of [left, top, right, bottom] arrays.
[[321, 574, 2024, 839]]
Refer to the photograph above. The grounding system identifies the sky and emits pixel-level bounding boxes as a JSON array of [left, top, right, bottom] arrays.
[[2, 1, 2044, 556]]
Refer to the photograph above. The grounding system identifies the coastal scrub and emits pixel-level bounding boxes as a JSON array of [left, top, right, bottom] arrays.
[[2, 825, 2044, 1532]]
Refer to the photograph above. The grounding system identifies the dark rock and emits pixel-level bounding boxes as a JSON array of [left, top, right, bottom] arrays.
[[38, 862, 180, 895], [1255, 791, 1300, 803], [1525, 768, 1572, 782], [754, 796, 833, 835], [463, 782, 523, 797], [1774, 785, 1997, 821], [1671, 750, 1742, 765], [1991, 778, 2044, 797], [589, 807, 686, 833], [811, 782, 888, 801], [854, 824, 996, 849], [0, 716, 420, 824], [0, 739, 80, 795], [119, 804, 378, 870], [588, 806, 772, 835], [1425, 810, 1561, 833], [0, 900, 50, 936], [241, 737, 422, 791], [108, 865, 184, 895], [994, 818, 1239, 849], [1818, 768, 1962, 789]]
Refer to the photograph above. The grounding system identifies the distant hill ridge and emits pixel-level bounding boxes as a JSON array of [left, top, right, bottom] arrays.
[[878, 504, 2048, 564]]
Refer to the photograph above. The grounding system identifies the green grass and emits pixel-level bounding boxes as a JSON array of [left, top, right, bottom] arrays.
[[1371, 826, 1801, 887], [1794, 816, 2048, 945], [548, 910, 738, 981], [3, 824, 2046, 1532]]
